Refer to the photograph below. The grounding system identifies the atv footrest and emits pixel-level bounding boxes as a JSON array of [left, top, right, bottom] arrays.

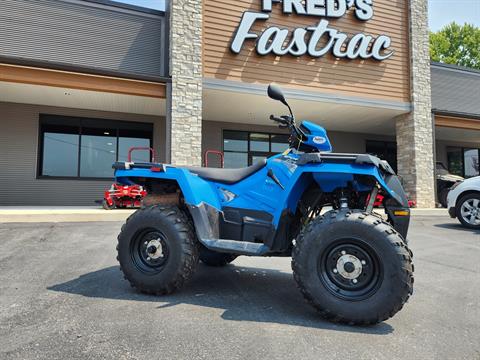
[[202, 239, 270, 256]]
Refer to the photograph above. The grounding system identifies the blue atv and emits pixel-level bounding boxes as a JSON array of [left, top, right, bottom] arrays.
[[114, 84, 414, 325]]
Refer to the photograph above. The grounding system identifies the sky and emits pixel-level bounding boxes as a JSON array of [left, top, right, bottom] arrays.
[[114, 0, 480, 32], [429, 0, 480, 31]]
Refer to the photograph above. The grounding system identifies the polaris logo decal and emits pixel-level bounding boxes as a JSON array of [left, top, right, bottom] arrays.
[[231, 0, 394, 61], [313, 136, 327, 145]]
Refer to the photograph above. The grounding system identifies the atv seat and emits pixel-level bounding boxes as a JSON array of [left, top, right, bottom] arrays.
[[186, 159, 266, 184]]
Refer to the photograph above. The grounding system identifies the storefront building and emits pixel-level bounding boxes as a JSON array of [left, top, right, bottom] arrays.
[[0, 0, 478, 207], [431, 63, 480, 180]]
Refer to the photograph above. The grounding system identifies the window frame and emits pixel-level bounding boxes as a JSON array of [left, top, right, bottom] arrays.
[[365, 139, 398, 173], [222, 130, 289, 168], [447, 146, 480, 178], [37, 114, 153, 180]]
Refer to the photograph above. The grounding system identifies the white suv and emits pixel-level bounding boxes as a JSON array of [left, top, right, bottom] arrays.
[[447, 176, 480, 229]]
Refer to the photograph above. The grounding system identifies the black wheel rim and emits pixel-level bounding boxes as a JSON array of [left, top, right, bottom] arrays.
[[318, 239, 382, 301], [130, 229, 169, 274]]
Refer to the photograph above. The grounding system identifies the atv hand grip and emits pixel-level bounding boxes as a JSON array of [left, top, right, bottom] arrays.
[[270, 115, 289, 125]]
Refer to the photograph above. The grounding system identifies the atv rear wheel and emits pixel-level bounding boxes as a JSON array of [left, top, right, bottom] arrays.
[[292, 210, 413, 325], [199, 247, 237, 267], [117, 205, 199, 295]]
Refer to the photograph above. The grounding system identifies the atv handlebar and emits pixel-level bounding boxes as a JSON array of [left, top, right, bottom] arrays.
[[270, 114, 290, 126], [270, 114, 306, 146]]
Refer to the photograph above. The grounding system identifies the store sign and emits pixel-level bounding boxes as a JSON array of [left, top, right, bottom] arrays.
[[230, 0, 393, 61]]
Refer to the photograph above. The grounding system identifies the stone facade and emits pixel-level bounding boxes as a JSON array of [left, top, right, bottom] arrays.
[[396, 0, 435, 208], [168, 0, 203, 166]]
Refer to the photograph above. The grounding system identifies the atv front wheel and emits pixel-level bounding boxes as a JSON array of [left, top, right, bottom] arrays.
[[117, 205, 199, 295], [292, 210, 413, 325], [199, 247, 237, 267]]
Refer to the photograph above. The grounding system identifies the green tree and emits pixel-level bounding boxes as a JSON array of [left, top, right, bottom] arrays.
[[430, 22, 480, 70]]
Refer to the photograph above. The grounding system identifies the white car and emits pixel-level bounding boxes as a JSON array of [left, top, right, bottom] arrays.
[[447, 176, 480, 229]]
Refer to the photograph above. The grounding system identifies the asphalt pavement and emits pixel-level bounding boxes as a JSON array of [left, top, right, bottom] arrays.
[[0, 216, 479, 359]]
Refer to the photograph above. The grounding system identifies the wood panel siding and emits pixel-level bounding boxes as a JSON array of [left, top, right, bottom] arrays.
[[0, 64, 166, 98], [435, 115, 480, 131], [203, 0, 410, 103]]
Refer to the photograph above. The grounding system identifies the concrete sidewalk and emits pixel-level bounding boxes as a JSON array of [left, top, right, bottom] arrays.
[[0, 206, 449, 223], [0, 207, 135, 223]]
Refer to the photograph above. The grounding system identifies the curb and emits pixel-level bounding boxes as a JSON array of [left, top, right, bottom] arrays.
[[0, 208, 450, 223], [410, 209, 449, 217], [0, 209, 135, 223]]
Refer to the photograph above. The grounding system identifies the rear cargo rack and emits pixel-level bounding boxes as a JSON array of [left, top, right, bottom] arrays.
[[113, 162, 166, 171]]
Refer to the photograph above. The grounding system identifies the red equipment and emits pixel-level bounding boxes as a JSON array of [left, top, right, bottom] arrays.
[[373, 194, 384, 208], [103, 184, 147, 210], [373, 194, 416, 208], [102, 147, 154, 210]]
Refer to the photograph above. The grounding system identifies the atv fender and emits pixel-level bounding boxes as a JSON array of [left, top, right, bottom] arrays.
[[116, 166, 222, 210]]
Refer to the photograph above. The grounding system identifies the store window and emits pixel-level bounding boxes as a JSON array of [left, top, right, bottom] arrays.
[[447, 147, 480, 178], [464, 149, 480, 178], [112, 0, 166, 10], [366, 140, 398, 172], [223, 130, 289, 168], [41, 124, 80, 177], [39, 115, 153, 179]]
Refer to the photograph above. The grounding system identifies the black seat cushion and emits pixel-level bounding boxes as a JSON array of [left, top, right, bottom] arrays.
[[185, 159, 266, 184]]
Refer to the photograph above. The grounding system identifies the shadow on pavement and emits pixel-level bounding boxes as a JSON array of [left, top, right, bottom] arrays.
[[48, 264, 394, 335], [434, 223, 480, 233]]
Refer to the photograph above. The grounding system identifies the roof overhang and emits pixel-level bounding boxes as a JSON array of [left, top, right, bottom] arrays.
[[0, 81, 165, 116], [204, 79, 411, 135], [435, 114, 480, 132], [0, 63, 166, 99]]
